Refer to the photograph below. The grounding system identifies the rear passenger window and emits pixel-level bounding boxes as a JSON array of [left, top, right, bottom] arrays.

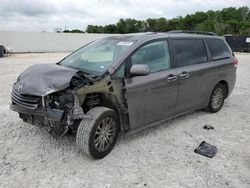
[[206, 39, 232, 60], [173, 39, 207, 67], [131, 40, 171, 73]]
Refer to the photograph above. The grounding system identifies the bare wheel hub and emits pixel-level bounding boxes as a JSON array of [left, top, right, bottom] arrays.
[[94, 117, 116, 152]]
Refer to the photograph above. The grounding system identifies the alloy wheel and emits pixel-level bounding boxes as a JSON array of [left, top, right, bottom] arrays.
[[211, 88, 224, 109], [94, 117, 116, 152]]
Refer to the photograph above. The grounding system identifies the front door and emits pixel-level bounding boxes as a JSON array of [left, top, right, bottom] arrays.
[[125, 40, 178, 129]]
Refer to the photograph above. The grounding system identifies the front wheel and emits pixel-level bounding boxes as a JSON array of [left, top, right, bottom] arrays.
[[76, 107, 119, 159], [206, 83, 226, 113]]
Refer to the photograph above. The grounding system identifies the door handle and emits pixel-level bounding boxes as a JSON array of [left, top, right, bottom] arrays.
[[179, 72, 190, 79], [167, 74, 177, 82]]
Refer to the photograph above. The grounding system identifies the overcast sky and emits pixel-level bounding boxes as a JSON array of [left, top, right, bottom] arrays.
[[0, 0, 249, 32]]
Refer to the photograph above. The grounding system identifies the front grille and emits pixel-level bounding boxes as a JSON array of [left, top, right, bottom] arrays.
[[11, 87, 40, 109]]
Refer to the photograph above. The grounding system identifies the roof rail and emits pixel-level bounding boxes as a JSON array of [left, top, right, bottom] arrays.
[[167, 30, 217, 36], [125, 32, 158, 35]]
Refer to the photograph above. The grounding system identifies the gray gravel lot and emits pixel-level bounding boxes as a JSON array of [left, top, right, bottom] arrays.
[[0, 53, 250, 188]]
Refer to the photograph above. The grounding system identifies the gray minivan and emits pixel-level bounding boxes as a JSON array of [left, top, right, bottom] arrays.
[[10, 31, 237, 159]]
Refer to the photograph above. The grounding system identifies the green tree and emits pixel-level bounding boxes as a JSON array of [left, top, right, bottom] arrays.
[[103, 24, 117, 33], [238, 6, 249, 21], [63, 29, 85, 33], [86, 25, 103, 33], [85, 6, 250, 35], [116, 18, 143, 33], [225, 19, 242, 34], [195, 20, 215, 31], [147, 18, 169, 32]]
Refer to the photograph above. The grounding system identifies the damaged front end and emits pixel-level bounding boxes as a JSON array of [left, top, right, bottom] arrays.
[[10, 64, 94, 136]]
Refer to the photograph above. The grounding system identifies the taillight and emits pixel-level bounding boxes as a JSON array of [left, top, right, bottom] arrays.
[[233, 58, 238, 68]]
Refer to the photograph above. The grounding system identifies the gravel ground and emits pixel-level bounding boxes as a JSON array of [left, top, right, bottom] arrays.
[[0, 53, 250, 188]]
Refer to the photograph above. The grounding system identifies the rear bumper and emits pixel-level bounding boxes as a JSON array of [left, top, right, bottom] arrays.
[[10, 104, 64, 121]]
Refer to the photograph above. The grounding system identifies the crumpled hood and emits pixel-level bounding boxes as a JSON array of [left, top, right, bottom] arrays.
[[16, 63, 78, 96]]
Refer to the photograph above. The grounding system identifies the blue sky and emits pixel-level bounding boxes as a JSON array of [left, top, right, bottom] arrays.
[[0, 0, 249, 32]]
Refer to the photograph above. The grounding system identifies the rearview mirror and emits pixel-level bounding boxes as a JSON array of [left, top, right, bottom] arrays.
[[130, 64, 149, 76]]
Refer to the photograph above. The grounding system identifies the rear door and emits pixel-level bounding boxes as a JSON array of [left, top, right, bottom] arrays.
[[171, 38, 218, 113], [124, 40, 178, 129]]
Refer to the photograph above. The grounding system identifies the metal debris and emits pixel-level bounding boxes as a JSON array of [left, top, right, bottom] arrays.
[[203, 124, 214, 130]]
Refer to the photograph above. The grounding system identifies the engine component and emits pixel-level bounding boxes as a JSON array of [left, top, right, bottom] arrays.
[[86, 93, 100, 109]]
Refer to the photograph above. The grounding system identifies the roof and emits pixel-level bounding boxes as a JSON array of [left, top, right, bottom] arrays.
[[104, 31, 223, 42], [105, 32, 158, 41]]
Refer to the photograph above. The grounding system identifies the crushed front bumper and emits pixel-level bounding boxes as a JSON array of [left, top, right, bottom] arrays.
[[10, 104, 64, 122]]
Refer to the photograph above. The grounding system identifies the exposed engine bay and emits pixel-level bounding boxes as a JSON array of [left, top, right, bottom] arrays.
[[11, 63, 127, 137]]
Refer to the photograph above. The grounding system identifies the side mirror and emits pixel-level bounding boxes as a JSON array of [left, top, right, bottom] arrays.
[[130, 64, 149, 76]]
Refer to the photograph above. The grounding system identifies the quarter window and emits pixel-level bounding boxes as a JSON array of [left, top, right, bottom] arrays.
[[131, 40, 171, 73], [112, 63, 125, 78], [173, 39, 207, 67], [206, 39, 232, 60]]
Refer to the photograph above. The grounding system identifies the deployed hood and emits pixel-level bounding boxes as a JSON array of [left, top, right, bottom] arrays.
[[16, 64, 78, 96]]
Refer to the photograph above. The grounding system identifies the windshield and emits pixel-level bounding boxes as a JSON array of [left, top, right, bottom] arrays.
[[60, 39, 133, 76]]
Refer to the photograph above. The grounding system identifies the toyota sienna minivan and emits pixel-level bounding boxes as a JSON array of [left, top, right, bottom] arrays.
[[10, 31, 237, 159]]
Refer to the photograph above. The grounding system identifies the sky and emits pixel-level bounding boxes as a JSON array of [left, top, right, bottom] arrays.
[[0, 0, 249, 32]]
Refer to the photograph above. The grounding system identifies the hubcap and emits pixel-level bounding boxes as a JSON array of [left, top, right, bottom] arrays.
[[94, 117, 116, 152], [211, 88, 224, 109]]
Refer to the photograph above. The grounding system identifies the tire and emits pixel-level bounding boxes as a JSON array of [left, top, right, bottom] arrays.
[[0, 46, 4, 58], [206, 83, 226, 113], [76, 107, 120, 159]]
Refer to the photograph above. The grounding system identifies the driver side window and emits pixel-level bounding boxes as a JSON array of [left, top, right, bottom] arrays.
[[131, 40, 170, 73]]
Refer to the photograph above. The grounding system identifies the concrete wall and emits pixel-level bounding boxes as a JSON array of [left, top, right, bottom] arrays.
[[0, 31, 118, 53]]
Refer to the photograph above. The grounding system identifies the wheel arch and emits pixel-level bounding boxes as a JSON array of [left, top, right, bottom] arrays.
[[205, 80, 229, 109], [82, 92, 128, 132], [218, 80, 229, 98]]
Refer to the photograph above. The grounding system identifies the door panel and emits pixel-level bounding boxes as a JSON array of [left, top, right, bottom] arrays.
[[175, 62, 218, 112], [125, 69, 177, 129], [171, 38, 218, 113]]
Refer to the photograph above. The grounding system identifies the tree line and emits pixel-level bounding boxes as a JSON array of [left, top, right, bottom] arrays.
[[64, 6, 250, 35]]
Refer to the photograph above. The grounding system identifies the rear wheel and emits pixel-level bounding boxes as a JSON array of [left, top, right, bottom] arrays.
[[206, 83, 226, 113], [76, 107, 119, 159]]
